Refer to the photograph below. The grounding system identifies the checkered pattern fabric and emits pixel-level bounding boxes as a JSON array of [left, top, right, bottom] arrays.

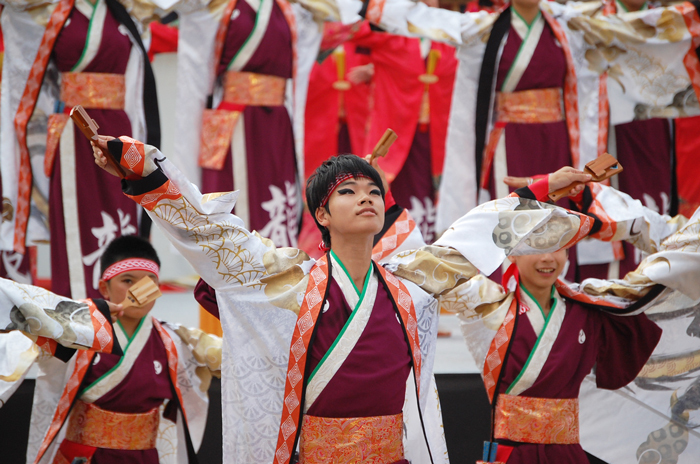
[[274, 256, 329, 464]]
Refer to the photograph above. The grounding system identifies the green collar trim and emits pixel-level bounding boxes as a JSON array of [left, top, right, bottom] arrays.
[[307, 259, 374, 385], [81, 316, 146, 395], [519, 283, 555, 318], [330, 250, 371, 298], [513, 8, 541, 28], [505, 286, 558, 395], [71, 0, 100, 72], [615, 0, 648, 12]]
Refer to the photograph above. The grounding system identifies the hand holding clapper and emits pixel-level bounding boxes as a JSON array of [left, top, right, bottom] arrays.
[[70, 105, 127, 179]]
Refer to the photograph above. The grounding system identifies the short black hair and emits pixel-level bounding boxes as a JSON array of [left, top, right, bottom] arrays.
[[306, 154, 385, 248], [100, 235, 161, 277]]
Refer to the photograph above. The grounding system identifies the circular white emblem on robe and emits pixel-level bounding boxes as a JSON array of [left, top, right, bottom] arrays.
[[154, 360, 163, 375], [322, 301, 330, 313], [93, 354, 101, 365], [579, 329, 586, 344]]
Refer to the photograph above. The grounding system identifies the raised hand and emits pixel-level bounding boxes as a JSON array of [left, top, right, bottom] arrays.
[[106, 300, 124, 323], [548, 166, 591, 198], [364, 154, 390, 195], [91, 135, 135, 178]]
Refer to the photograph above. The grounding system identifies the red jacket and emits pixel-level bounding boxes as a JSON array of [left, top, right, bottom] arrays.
[[351, 23, 457, 182]]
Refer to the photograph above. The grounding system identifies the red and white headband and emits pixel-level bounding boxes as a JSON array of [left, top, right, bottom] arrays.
[[101, 258, 160, 281], [319, 173, 372, 207]]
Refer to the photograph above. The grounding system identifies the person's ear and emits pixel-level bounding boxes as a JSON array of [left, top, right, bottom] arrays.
[[508, 256, 516, 264], [315, 207, 331, 228], [98, 280, 110, 299]]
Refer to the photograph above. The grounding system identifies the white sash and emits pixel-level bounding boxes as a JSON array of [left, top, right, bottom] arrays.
[[494, 11, 545, 201], [59, 122, 87, 300], [505, 286, 565, 396], [80, 315, 154, 403], [303, 254, 378, 412], [71, 0, 108, 73], [228, 0, 274, 72]]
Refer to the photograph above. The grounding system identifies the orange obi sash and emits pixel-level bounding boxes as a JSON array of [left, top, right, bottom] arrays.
[[299, 413, 404, 463], [494, 394, 579, 445], [222, 71, 286, 107], [65, 400, 160, 450], [60, 72, 126, 110], [495, 88, 564, 124]]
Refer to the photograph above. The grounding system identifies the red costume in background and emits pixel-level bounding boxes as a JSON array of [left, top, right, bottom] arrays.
[[351, 23, 457, 242]]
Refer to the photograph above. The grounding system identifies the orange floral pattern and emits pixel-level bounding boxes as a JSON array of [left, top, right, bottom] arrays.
[[299, 414, 404, 463], [496, 88, 564, 124], [274, 257, 329, 464], [13, 0, 73, 254], [223, 71, 286, 107], [482, 298, 517, 404], [65, 401, 159, 450], [44, 113, 70, 177], [198, 109, 241, 170], [495, 394, 579, 444], [60, 72, 125, 110]]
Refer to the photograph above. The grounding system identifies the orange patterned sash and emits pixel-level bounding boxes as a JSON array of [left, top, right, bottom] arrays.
[[371, 209, 416, 262], [495, 88, 564, 124], [494, 394, 579, 444], [60, 72, 126, 110], [222, 71, 286, 107], [299, 414, 404, 464], [65, 401, 159, 450], [375, 266, 422, 395], [13, 0, 74, 254], [274, 256, 329, 464], [34, 350, 93, 464], [482, 298, 517, 404]]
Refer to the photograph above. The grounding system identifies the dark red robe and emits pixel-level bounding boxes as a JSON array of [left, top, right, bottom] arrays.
[[49, 6, 140, 299], [496, 296, 661, 463], [200, 0, 298, 246]]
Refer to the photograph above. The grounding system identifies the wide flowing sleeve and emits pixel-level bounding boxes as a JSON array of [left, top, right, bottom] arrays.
[[107, 138, 311, 294], [336, 0, 495, 44], [573, 183, 689, 254], [0, 278, 122, 356], [569, 2, 700, 123], [594, 311, 662, 389]]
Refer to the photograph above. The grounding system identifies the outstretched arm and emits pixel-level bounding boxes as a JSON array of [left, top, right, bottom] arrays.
[[0, 278, 123, 357], [335, 0, 495, 45], [92, 135, 308, 293]]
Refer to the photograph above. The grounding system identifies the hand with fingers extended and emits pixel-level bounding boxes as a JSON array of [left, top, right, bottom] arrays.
[[91, 135, 137, 179]]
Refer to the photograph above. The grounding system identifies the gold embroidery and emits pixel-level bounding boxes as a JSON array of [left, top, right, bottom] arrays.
[[66, 401, 160, 450], [151, 197, 266, 286], [495, 394, 579, 444], [60, 73, 125, 110], [496, 88, 564, 124], [223, 72, 286, 107], [299, 414, 404, 463]]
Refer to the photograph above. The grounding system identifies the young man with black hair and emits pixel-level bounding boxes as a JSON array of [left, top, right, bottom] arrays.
[[2, 235, 222, 464], [92, 134, 700, 464]]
